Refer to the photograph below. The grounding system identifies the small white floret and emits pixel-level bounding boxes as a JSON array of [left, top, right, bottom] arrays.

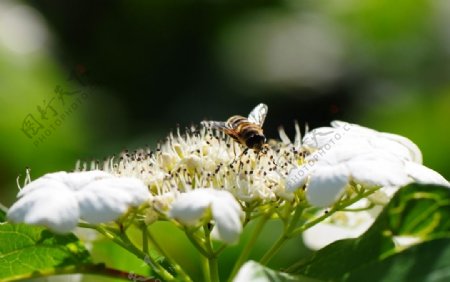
[[169, 189, 244, 244]]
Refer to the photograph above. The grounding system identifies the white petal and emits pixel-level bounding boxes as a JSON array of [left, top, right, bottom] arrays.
[[346, 154, 411, 187], [306, 164, 349, 207], [168, 189, 214, 225], [50, 170, 113, 191], [303, 209, 374, 250], [335, 121, 422, 163], [286, 167, 308, 192], [311, 122, 422, 165], [17, 175, 60, 197], [303, 121, 379, 148], [303, 221, 366, 250], [392, 235, 422, 248], [19, 170, 112, 196], [405, 162, 449, 187], [116, 177, 150, 205], [233, 260, 297, 282], [365, 133, 422, 164], [77, 177, 149, 223], [210, 191, 243, 244], [232, 261, 261, 282], [380, 133, 422, 163], [302, 127, 336, 149], [331, 120, 377, 136], [211, 200, 243, 244], [169, 189, 243, 244], [309, 139, 372, 165], [8, 180, 79, 233], [368, 186, 400, 205]]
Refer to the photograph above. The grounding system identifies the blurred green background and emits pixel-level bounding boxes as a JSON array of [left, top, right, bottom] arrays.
[[0, 0, 449, 280]]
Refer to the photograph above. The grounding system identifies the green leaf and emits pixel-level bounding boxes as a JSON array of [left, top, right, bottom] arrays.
[[234, 261, 312, 282], [290, 183, 450, 280], [346, 238, 450, 282], [0, 223, 91, 281], [288, 218, 395, 280]]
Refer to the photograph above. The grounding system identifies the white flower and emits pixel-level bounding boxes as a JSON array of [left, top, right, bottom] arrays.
[[233, 260, 296, 282], [302, 200, 379, 250], [302, 202, 423, 251], [287, 121, 449, 207], [168, 188, 244, 244], [7, 170, 150, 233]]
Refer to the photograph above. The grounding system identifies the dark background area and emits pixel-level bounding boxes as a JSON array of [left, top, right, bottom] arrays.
[[27, 1, 354, 134]]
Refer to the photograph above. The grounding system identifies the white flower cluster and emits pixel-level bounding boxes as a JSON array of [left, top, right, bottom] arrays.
[[99, 126, 302, 243], [7, 121, 448, 245], [287, 121, 448, 207], [8, 126, 302, 243], [287, 121, 449, 250], [118, 127, 302, 201]]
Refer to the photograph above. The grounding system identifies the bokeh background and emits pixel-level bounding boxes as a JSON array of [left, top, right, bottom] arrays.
[[1, 0, 449, 280]]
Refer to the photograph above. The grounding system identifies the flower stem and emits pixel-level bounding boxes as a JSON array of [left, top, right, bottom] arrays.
[[142, 226, 149, 254], [185, 229, 211, 258], [291, 188, 380, 237], [78, 223, 175, 281], [118, 230, 175, 280], [200, 254, 211, 282], [208, 257, 220, 282], [259, 234, 289, 265], [144, 226, 193, 282], [202, 225, 220, 282], [260, 188, 380, 264], [228, 214, 270, 281], [259, 203, 304, 265]]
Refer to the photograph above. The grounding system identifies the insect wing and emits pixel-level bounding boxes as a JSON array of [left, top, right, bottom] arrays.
[[247, 103, 268, 126], [201, 120, 229, 130]]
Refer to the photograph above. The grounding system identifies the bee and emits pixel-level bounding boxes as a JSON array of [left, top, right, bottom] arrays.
[[202, 103, 268, 152]]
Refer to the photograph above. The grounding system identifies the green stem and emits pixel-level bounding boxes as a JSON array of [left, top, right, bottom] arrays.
[[286, 203, 305, 233], [259, 204, 304, 265], [203, 225, 214, 254], [119, 231, 174, 280], [259, 234, 289, 265], [213, 244, 227, 256], [200, 254, 211, 282], [145, 227, 193, 282], [142, 226, 149, 254], [4, 263, 159, 282], [208, 257, 220, 282], [260, 188, 380, 264], [79, 223, 175, 281], [202, 225, 219, 282], [291, 188, 379, 237], [185, 230, 211, 258], [228, 214, 270, 281]]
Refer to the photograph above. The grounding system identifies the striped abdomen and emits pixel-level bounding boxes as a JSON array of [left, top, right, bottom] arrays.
[[226, 115, 266, 151]]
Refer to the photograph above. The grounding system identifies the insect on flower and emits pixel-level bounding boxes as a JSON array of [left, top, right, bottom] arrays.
[[202, 103, 268, 153]]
